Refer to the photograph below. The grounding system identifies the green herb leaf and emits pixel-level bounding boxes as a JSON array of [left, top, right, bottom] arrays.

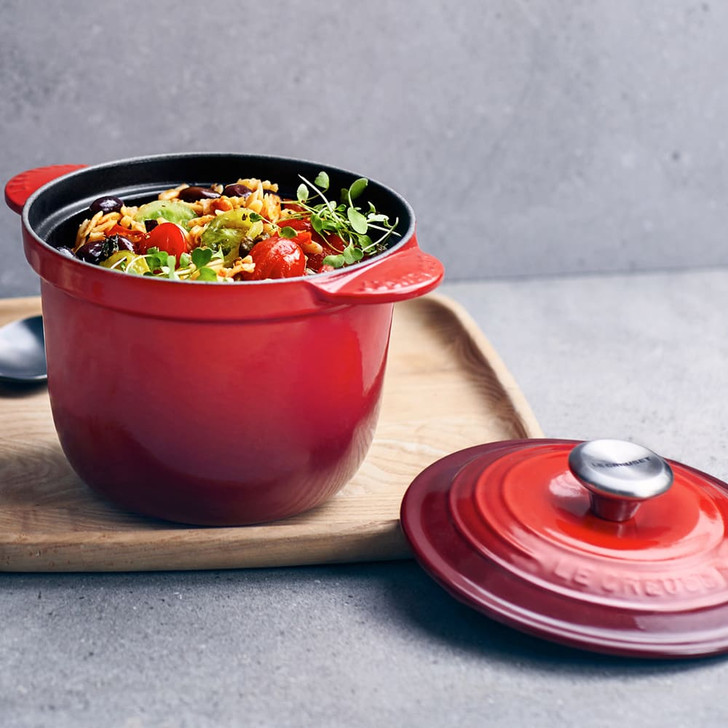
[[322, 253, 346, 268], [179, 252, 191, 268], [297, 183, 309, 203], [342, 243, 364, 265], [314, 171, 330, 190], [248, 212, 262, 222], [197, 267, 218, 281], [192, 247, 213, 269], [311, 214, 325, 234], [321, 217, 339, 233], [145, 247, 169, 273], [349, 178, 368, 200], [347, 207, 368, 235], [279, 226, 298, 239]]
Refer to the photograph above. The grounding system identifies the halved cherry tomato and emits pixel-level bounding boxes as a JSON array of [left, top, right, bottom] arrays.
[[291, 230, 312, 247], [242, 237, 306, 280], [278, 219, 348, 272], [140, 223, 188, 258], [278, 218, 310, 232], [278, 219, 344, 249], [272, 219, 319, 266], [304, 233, 347, 273], [279, 219, 315, 245], [281, 203, 305, 215], [323, 233, 346, 252], [267, 219, 349, 273], [105, 224, 146, 246]]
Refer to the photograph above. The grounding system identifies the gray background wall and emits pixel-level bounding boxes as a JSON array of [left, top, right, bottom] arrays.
[[2, 0, 728, 297]]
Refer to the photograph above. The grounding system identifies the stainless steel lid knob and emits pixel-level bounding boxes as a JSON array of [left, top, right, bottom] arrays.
[[568, 439, 674, 522]]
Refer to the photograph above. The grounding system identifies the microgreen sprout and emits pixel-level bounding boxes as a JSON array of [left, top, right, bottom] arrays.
[[279, 226, 298, 239], [190, 246, 220, 281], [286, 172, 399, 269], [143, 246, 221, 281], [144, 248, 175, 278]]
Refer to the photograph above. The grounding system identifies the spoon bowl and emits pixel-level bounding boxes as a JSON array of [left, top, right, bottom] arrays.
[[0, 315, 46, 384]]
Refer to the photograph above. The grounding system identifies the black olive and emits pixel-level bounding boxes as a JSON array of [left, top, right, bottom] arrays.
[[89, 196, 123, 215], [144, 219, 158, 232], [111, 235, 135, 252], [222, 183, 253, 198], [178, 186, 220, 202], [76, 235, 121, 264]]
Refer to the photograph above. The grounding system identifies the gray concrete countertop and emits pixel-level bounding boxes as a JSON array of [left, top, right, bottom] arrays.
[[4, 269, 728, 728]]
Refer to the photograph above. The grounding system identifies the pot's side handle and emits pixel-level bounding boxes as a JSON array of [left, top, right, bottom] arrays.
[[4, 165, 87, 214], [308, 240, 444, 305]]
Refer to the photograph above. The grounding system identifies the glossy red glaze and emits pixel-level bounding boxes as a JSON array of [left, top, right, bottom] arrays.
[[10, 155, 444, 525], [401, 439, 728, 657], [4, 164, 86, 213], [39, 277, 392, 524]]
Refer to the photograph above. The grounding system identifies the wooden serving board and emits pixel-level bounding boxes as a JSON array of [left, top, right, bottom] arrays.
[[0, 293, 542, 572]]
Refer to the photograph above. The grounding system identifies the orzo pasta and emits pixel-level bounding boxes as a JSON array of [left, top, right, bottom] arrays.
[[66, 171, 398, 282]]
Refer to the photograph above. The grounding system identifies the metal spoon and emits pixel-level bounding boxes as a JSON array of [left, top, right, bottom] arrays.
[[0, 315, 47, 384]]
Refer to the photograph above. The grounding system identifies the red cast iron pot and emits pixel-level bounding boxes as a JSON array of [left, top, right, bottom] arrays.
[[5, 154, 444, 525]]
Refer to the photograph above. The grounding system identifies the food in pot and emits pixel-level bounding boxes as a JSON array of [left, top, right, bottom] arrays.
[[68, 172, 399, 281]]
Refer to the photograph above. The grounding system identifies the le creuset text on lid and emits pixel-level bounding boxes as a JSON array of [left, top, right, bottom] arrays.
[[400, 438, 728, 658]]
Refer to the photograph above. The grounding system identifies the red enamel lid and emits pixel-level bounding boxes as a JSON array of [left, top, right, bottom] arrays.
[[400, 438, 728, 658]]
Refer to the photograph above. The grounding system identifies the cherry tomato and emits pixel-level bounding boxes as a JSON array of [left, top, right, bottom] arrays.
[[140, 223, 188, 258], [242, 237, 306, 280]]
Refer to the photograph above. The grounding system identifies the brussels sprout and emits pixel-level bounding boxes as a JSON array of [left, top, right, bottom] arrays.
[[134, 200, 197, 228], [200, 208, 264, 263]]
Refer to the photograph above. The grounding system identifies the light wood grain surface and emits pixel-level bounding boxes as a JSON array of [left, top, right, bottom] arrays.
[[0, 293, 542, 572]]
